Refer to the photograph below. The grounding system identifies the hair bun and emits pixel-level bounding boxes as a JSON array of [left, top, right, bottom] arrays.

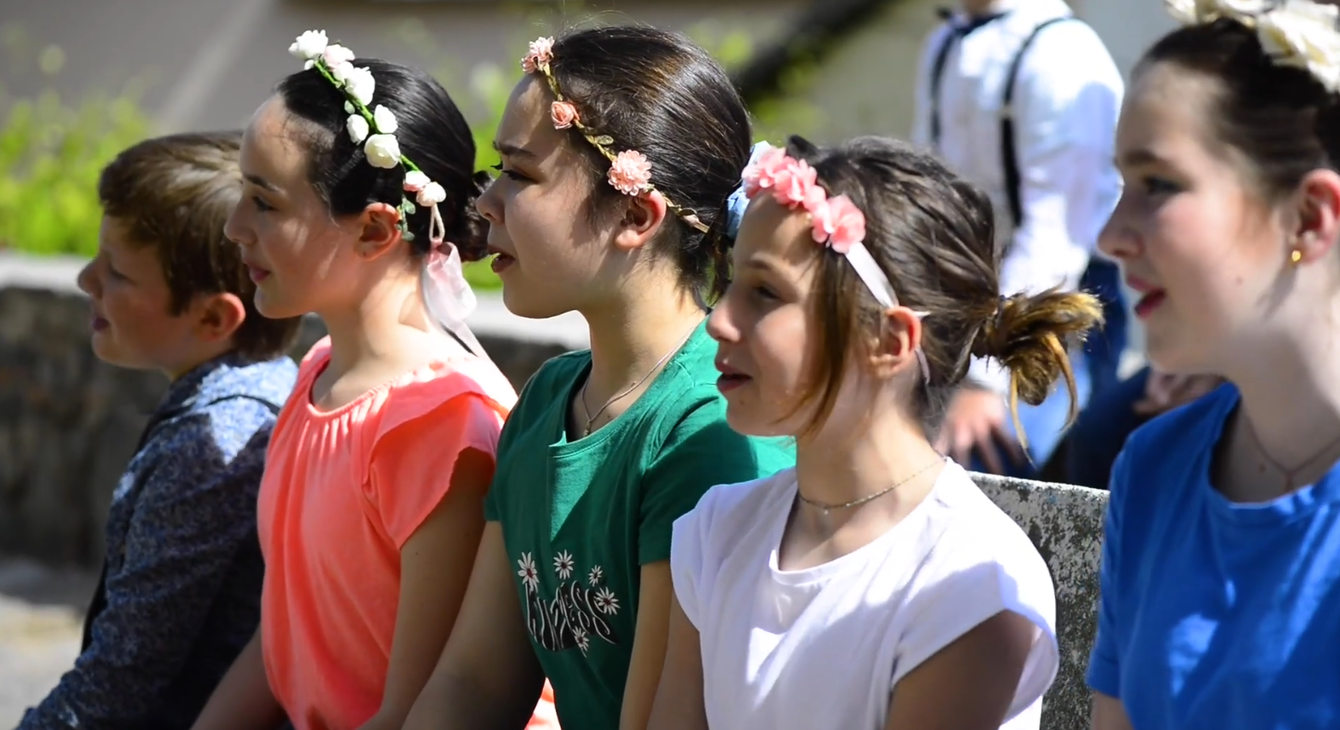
[[971, 289, 1104, 407]]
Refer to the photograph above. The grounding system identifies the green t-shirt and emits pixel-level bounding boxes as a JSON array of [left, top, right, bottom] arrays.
[[484, 323, 794, 729]]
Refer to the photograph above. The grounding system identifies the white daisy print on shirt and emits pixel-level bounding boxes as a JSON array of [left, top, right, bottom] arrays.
[[594, 586, 620, 615], [553, 550, 575, 580], [588, 565, 603, 586], [517, 552, 539, 593]]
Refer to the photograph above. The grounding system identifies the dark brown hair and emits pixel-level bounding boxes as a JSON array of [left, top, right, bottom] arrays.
[[1139, 18, 1340, 201], [548, 26, 753, 300], [779, 136, 1103, 440], [277, 60, 490, 260], [99, 131, 302, 361]]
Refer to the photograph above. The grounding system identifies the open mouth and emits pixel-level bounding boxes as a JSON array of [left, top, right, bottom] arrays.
[[245, 264, 271, 283], [488, 246, 516, 274], [1133, 289, 1166, 319], [715, 362, 752, 393]]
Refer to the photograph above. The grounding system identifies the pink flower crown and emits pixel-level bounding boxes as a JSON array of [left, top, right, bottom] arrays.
[[741, 143, 932, 386], [742, 145, 866, 254], [520, 36, 709, 233]]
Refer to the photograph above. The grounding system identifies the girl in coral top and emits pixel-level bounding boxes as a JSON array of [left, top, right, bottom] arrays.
[[191, 33, 556, 730]]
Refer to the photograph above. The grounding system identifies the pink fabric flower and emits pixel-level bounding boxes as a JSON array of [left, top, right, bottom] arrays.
[[551, 101, 579, 130], [403, 170, 430, 193], [743, 146, 790, 197], [772, 158, 818, 207], [521, 36, 555, 74], [607, 150, 653, 195], [809, 194, 866, 253], [322, 44, 356, 69]]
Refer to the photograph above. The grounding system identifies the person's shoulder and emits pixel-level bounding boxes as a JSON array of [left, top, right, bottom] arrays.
[[937, 465, 1046, 549], [676, 469, 794, 550], [518, 349, 590, 406], [699, 469, 793, 524], [1023, 16, 1120, 79], [1124, 381, 1238, 464]]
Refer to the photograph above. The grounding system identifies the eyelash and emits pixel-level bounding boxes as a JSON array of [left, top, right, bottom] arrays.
[[753, 284, 778, 302], [252, 195, 275, 212], [1141, 176, 1180, 197], [491, 162, 526, 182]]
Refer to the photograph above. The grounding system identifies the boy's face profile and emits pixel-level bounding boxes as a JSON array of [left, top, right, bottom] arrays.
[[77, 216, 241, 378]]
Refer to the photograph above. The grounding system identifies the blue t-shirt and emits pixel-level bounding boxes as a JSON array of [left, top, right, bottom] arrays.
[[1088, 383, 1340, 729]]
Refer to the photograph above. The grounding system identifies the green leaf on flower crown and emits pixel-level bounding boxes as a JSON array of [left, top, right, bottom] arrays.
[[403, 200, 417, 216], [403, 230, 415, 242], [593, 135, 614, 146]]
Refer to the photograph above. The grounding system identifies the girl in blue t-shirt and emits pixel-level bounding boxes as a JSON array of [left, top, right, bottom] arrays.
[[1089, 2, 1340, 728]]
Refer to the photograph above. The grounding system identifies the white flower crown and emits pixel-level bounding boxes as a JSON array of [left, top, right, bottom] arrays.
[[1165, 0, 1340, 92], [288, 30, 447, 244]]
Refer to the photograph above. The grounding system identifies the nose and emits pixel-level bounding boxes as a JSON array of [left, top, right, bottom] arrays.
[[476, 174, 502, 225], [76, 257, 100, 299], [706, 290, 739, 344], [223, 203, 252, 249], [1097, 193, 1142, 262]]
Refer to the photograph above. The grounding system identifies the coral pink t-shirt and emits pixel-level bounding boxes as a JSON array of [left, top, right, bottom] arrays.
[[258, 337, 557, 730]]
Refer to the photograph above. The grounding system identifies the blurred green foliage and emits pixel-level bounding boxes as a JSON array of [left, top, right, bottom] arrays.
[[0, 26, 153, 256], [1, 11, 821, 294]]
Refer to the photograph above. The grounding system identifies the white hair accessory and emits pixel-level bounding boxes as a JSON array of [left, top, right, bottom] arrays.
[[1165, 0, 1340, 92]]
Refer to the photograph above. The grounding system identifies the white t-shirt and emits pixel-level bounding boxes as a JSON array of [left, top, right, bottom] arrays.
[[669, 461, 1058, 730]]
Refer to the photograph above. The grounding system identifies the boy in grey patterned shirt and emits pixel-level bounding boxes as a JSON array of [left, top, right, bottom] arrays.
[[20, 132, 301, 730]]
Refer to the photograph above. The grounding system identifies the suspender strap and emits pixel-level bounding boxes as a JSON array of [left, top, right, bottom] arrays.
[[928, 25, 958, 147], [928, 8, 1006, 148], [1000, 15, 1072, 229]]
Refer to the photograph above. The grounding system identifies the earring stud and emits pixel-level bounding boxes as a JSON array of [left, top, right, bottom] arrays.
[[1290, 249, 1304, 265]]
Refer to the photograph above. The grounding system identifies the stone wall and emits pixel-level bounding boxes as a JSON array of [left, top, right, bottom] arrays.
[[0, 252, 587, 567], [0, 255, 1108, 730]]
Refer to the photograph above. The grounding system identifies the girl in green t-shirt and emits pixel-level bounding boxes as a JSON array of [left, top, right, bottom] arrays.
[[402, 25, 795, 730]]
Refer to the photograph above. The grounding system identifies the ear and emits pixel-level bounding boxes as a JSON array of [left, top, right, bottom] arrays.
[[867, 306, 925, 381], [354, 202, 406, 261], [1291, 169, 1340, 264], [191, 292, 247, 344], [612, 190, 670, 253]]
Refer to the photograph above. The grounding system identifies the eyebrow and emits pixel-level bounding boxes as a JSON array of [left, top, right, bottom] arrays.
[[1117, 148, 1169, 168], [243, 173, 280, 192], [492, 141, 537, 161]]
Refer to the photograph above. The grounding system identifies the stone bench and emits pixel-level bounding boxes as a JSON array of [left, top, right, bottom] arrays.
[[0, 252, 1106, 730], [975, 473, 1105, 730]]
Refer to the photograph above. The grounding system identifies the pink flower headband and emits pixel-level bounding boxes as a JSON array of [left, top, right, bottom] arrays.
[[521, 37, 709, 233], [742, 143, 931, 385]]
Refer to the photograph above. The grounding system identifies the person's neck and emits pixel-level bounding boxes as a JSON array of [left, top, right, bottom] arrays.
[[793, 406, 943, 516], [580, 274, 705, 405], [1227, 318, 1340, 475], [319, 267, 431, 379], [164, 342, 233, 381], [960, 0, 1004, 17]]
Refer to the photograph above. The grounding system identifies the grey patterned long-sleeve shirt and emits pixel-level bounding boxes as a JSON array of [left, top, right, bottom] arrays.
[[19, 353, 297, 730]]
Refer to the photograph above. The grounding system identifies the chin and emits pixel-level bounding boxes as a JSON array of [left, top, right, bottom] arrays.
[[90, 337, 150, 371], [724, 406, 793, 439], [252, 291, 304, 321], [500, 283, 573, 321]]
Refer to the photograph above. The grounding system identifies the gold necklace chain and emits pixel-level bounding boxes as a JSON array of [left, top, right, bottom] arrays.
[[797, 457, 945, 517], [579, 319, 701, 437], [1242, 415, 1340, 491]]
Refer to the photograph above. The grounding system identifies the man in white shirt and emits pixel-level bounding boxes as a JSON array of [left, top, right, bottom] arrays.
[[912, 0, 1124, 477]]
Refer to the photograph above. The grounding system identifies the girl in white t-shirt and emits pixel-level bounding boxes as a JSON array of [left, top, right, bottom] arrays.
[[648, 136, 1103, 730]]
